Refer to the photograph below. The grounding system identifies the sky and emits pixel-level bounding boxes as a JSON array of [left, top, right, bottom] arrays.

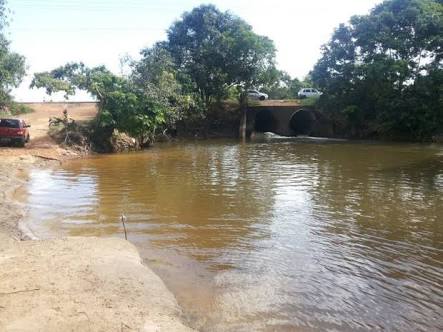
[[7, 0, 383, 102]]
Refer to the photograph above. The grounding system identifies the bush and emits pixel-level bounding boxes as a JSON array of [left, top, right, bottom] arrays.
[[8, 103, 34, 115], [48, 110, 91, 151], [0, 103, 34, 117], [299, 96, 320, 107]]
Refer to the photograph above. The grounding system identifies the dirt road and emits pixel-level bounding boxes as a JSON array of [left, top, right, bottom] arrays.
[[0, 102, 97, 160], [0, 102, 195, 331]]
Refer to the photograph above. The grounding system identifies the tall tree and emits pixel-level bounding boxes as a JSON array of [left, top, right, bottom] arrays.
[[31, 63, 168, 144], [167, 4, 276, 106], [131, 43, 197, 129], [311, 0, 443, 140], [0, 0, 25, 109], [260, 69, 305, 99]]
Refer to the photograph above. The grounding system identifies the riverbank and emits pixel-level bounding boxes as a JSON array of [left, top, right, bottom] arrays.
[[0, 153, 195, 331]]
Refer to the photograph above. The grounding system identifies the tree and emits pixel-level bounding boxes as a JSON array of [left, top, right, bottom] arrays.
[[31, 62, 87, 99], [31, 5, 281, 145], [260, 69, 306, 99], [311, 0, 443, 140], [31, 63, 168, 144], [131, 43, 197, 130], [0, 0, 25, 109], [167, 4, 276, 106]]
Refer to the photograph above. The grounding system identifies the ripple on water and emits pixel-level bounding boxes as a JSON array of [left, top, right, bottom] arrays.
[[23, 140, 443, 331]]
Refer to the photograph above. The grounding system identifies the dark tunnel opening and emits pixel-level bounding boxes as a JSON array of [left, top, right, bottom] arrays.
[[290, 109, 315, 135], [255, 109, 275, 133]]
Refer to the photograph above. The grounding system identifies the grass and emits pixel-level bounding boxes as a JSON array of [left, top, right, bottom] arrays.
[[0, 103, 35, 117], [9, 103, 34, 115], [299, 96, 320, 107]]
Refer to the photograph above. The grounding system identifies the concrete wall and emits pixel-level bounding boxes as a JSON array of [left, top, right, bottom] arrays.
[[244, 106, 333, 138]]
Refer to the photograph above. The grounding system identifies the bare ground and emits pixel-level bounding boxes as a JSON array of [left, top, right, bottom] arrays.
[[0, 103, 195, 331], [0, 102, 98, 160], [0, 234, 194, 332]]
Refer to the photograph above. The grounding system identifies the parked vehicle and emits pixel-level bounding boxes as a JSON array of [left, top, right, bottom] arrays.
[[0, 118, 30, 147], [247, 90, 268, 101], [297, 88, 322, 99]]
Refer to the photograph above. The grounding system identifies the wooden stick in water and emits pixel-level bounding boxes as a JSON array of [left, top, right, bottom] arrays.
[[120, 214, 128, 240]]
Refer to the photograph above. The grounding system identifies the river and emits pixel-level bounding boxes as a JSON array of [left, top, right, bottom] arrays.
[[23, 139, 443, 331]]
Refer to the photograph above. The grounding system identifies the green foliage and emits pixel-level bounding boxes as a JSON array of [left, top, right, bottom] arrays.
[[300, 96, 321, 107], [8, 102, 33, 115], [31, 63, 110, 99], [311, 0, 443, 140], [31, 72, 76, 98], [32, 5, 323, 145], [260, 69, 307, 99], [96, 76, 168, 143], [0, 0, 26, 109], [167, 4, 277, 105], [32, 64, 168, 145], [131, 43, 200, 131]]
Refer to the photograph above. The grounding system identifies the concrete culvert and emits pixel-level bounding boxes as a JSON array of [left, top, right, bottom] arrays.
[[290, 109, 315, 136], [255, 109, 275, 133]]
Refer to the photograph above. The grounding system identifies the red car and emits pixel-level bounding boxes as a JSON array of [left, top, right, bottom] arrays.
[[0, 118, 31, 147]]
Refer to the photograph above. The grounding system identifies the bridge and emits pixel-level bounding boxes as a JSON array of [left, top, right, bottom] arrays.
[[239, 100, 332, 139]]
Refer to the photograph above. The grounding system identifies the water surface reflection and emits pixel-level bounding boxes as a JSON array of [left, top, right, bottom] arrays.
[[24, 140, 443, 331]]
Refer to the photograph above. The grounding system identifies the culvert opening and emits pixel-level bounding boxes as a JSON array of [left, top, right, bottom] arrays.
[[255, 109, 275, 133], [290, 109, 315, 135]]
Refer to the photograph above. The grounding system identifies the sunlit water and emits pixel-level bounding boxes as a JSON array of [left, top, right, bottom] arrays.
[[23, 139, 443, 331]]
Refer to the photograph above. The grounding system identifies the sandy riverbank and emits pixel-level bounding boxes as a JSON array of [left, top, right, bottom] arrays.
[[0, 158, 195, 332], [0, 103, 195, 331]]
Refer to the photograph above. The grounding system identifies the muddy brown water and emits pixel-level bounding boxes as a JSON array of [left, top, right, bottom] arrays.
[[23, 139, 443, 331]]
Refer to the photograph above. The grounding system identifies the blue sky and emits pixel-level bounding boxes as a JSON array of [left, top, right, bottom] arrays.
[[8, 0, 382, 101]]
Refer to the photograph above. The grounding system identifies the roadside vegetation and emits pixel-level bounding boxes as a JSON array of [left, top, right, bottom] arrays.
[[2, 0, 442, 149], [0, 0, 26, 116], [311, 0, 442, 141], [47, 108, 92, 151], [30, 5, 283, 148], [6, 103, 33, 115], [0, 103, 34, 117]]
